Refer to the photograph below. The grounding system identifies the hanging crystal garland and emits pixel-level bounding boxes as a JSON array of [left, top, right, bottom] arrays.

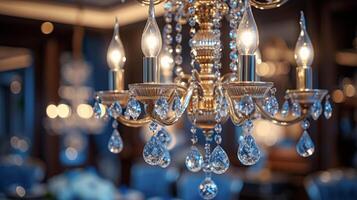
[[163, 0, 174, 70], [228, 0, 243, 72], [237, 119, 261, 165], [324, 95, 332, 119], [296, 119, 315, 157], [213, 1, 223, 80], [188, 0, 198, 71], [174, 0, 185, 79]]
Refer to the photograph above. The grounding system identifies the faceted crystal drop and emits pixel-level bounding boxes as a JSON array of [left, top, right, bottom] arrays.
[[108, 101, 122, 119], [93, 102, 102, 119], [269, 96, 279, 116], [185, 146, 204, 172], [108, 129, 123, 154], [143, 136, 165, 165], [199, 178, 218, 200], [214, 124, 222, 133], [172, 94, 182, 115], [125, 97, 141, 120], [159, 149, 171, 168], [235, 95, 255, 115], [310, 100, 322, 120], [154, 96, 169, 120], [237, 135, 261, 165], [281, 100, 290, 118], [296, 130, 315, 157], [324, 98, 332, 119], [292, 102, 301, 117], [217, 96, 229, 118], [156, 128, 172, 147], [210, 145, 230, 174]]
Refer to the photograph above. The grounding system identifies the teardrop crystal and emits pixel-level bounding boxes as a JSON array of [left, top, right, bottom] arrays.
[[107, 101, 122, 119], [143, 136, 165, 165], [310, 100, 322, 120], [172, 93, 182, 115], [125, 97, 141, 120], [292, 102, 301, 117], [324, 98, 332, 119], [159, 149, 171, 168], [156, 128, 172, 147], [108, 129, 123, 154], [199, 177, 218, 200], [263, 96, 279, 116], [235, 95, 255, 115], [154, 96, 169, 120], [296, 130, 315, 157], [185, 146, 204, 172], [281, 100, 290, 118], [93, 102, 102, 119], [210, 145, 230, 174], [237, 135, 261, 165]]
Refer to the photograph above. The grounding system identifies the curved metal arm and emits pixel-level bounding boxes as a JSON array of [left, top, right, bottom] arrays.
[[225, 92, 247, 126], [117, 115, 151, 127], [255, 102, 308, 126], [152, 83, 195, 126]]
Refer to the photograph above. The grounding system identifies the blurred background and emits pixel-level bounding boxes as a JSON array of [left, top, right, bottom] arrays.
[[0, 0, 356, 199]]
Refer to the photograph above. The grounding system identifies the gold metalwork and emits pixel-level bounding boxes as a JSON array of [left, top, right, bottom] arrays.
[[250, 0, 289, 10]]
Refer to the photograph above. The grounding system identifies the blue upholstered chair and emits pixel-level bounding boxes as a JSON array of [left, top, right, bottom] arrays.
[[130, 163, 179, 198], [177, 172, 243, 200], [304, 169, 357, 200]]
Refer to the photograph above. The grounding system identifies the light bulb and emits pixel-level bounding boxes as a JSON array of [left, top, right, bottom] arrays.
[[107, 18, 126, 70], [141, 0, 162, 57], [236, 0, 259, 55], [294, 11, 314, 67]]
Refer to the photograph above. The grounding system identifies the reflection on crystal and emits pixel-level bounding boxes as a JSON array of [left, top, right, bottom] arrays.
[[238, 135, 261, 165], [93, 102, 102, 119], [324, 98, 332, 119], [301, 119, 310, 130], [292, 102, 301, 117], [172, 94, 182, 115], [235, 95, 254, 115], [154, 96, 169, 119], [263, 96, 279, 116], [216, 96, 229, 118], [210, 145, 229, 174], [160, 149, 171, 168], [214, 124, 222, 133], [125, 97, 141, 120], [310, 100, 322, 120], [185, 146, 204, 172], [199, 177, 218, 200], [143, 136, 165, 165], [281, 100, 290, 118], [156, 128, 172, 147], [108, 129, 123, 154], [107, 101, 122, 119], [296, 130, 315, 157]]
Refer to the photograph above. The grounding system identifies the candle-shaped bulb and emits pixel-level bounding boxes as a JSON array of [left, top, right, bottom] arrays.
[[236, 0, 259, 55], [294, 11, 314, 67], [141, 0, 162, 57], [107, 18, 126, 70]]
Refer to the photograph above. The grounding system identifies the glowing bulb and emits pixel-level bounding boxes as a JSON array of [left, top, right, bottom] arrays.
[[294, 11, 314, 66], [107, 18, 126, 70], [141, 0, 162, 57], [236, 0, 259, 55], [46, 104, 58, 118], [57, 104, 71, 118]]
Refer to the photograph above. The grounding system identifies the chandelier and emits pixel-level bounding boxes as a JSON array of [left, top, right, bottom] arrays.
[[93, 0, 332, 198]]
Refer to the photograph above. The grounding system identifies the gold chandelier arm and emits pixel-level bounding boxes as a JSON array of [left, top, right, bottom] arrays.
[[117, 115, 151, 127], [152, 83, 195, 126], [225, 92, 246, 126], [255, 102, 308, 126]]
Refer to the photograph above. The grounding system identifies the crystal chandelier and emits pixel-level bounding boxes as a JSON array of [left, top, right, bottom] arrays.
[[93, 0, 332, 198]]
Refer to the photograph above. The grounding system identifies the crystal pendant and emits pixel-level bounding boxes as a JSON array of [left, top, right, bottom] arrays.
[[93, 102, 102, 119], [292, 102, 301, 117], [185, 146, 204, 172], [107, 101, 122, 119], [172, 93, 182, 115], [199, 177, 218, 200], [324, 98, 332, 119], [143, 136, 165, 165], [310, 100, 322, 120], [281, 100, 290, 118], [296, 130, 315, 157], [263, 96, 279, 116], [238, 135, 261, 165], [217, 96, 229, 118], [235, 95, 255, 115], [159, 149, 171, 168], [210, 145, 229, 174], [154, 96, 169, 120], [156, 128, 172, 147], [214, 124, 222, 133], [125, 97, 141, 120], [108, 129, 123, 154]]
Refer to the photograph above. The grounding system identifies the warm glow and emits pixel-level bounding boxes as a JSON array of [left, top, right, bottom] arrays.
[[46, 104, 58, 118], [107, 18, 126, 70], [10, 80, 22, 94], [298, 46, 311, 63], [241, 31, 255, 51], [294, 11, 314, 66], [344, 83, 356, 97], [41, 22, 54, 34], [57, 104, 71, 118], [253, 119, 284, 146], [332, 89, 344, 103], [77, 104, 94, 119]]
